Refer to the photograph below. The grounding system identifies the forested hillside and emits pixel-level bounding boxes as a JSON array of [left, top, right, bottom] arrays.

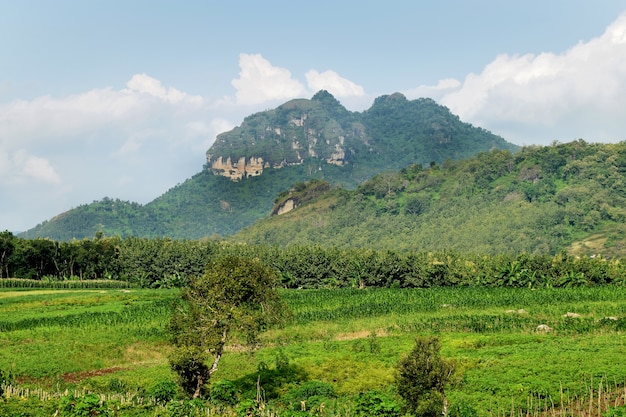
[[232, 140, 626, 258], [21, 92, 515, 240]]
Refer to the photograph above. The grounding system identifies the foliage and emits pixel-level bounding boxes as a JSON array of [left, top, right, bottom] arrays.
[[21, 91, 515, 241], [59, 393, 111, 417], [396, 336, 454, 416], [169, 255, 288, 398], [164, 399, 206, 417], [282, 380, 336, 412], [353, 390, 401, 417], [209, 380, 239, 406], [4, 230, 626, 290], [149, 380, 179, 405], [448, 402, 478, 417], [233, 140, 626, 258], [605, 406, 626, 417], [2, 286, 626, 415]]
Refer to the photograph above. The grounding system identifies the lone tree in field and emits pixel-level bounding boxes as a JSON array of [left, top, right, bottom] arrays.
[[169, 255, 288, 398], [396, 336, 454, 417]]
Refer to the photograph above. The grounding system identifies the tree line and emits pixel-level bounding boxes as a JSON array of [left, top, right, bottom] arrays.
[[1, 231, 624, 289]]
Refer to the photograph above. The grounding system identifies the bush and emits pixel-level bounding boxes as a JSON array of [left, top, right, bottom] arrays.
[[165, 399, 206, 417], [168, 345, 210, 398], [605, 406, 626, 417], [448, 401, 478, 417], [0, 396, 57, 417], [150, 380, 178, 405], [354, 390, 401, 417], [283, 380, 336, 412], [210, 380, 239, 406], [59, 393, 111, 417], [396, 336, 454, 416]]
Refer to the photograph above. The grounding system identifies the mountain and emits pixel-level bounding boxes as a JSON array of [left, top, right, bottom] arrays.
[[21, 91, 517, 241], [230, 140, 626, 258]]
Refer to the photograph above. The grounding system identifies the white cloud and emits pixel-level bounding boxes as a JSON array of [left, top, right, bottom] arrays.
[[231, 53, 307, 105], [404, 78, 461, 101], [305, 69, 365, 97], [0, 73, 222, 231], [20, 153, 62, 185], [0, 149, 61, 186], [126, 73, 204, 105], [426, 13, 626, 144]]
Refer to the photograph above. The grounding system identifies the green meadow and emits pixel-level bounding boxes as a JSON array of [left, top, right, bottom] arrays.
[[1, 286, 626, 416]]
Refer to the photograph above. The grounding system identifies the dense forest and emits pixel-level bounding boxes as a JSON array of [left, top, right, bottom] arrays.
[[1, 231, 623, 290], [232, 140, 626, 258]]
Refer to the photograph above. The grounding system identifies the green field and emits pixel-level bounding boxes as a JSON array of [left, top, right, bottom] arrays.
[[1, 286, 626, 416]]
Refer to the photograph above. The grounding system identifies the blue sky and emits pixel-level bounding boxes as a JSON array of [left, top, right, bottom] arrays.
[[2, 1, 626, 233]]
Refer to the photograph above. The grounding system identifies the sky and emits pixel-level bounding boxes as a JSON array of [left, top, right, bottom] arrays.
[[2, 1, 626, 233]]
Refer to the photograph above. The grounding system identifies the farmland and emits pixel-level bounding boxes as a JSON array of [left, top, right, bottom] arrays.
[[1, 286, 626, 416]]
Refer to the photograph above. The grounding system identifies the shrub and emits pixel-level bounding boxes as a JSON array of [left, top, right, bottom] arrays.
[[448, 401, 478, 417], [59, 393, 111, 417], [165, 399, 206, 417], [605, 406, 626, 417], [283, 381, 336, 412], [396, 336, 454, 416], [354, 390, 401, 417], [150, 380, 178, 405], [210, 380, 239, 406]]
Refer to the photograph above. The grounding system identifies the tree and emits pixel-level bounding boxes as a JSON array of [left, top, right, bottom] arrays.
[[0, 231, 16, 278], [169, 255, 288, 398], [396, 336, 454, 417]]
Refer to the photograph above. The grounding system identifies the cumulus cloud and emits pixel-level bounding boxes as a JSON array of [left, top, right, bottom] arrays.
[[0, 74, 222, 231], [422, 13, 626, 144], [18, 153, 62, 185], [305, 70, 365, 97], [232, 53, 307, 105], [0, 149, 61, 186], [126, 73, 204, 105]]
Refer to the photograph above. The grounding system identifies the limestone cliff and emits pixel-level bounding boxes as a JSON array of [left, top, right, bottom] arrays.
[[206, 90, 366, 181], [209, 156, 266, 181]]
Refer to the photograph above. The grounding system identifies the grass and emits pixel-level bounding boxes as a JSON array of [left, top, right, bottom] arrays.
[[0, 286, 625, 416]]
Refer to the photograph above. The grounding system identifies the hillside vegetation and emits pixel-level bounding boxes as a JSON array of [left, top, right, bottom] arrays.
[[20, 92, 515, 241], [232, 140, 626, 258]]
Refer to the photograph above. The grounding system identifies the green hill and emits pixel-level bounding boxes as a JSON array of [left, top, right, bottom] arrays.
[[20, 91, 516, 240], [230, 140, 626, 258]]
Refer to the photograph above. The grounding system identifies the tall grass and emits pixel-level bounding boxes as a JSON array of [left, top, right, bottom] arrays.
[[0, 278, 136, 289], [1, 287, 625, 416]]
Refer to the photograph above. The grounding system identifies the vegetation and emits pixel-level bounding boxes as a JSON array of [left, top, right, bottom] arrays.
[[1, 286, 625, 416], [2, 232, 626, 290], [169, 256, 288, 398], [6, 99, 626, 417], [20, 91, 515, 241], [233, 140, 626, 258], [396, 336, 454, 416]]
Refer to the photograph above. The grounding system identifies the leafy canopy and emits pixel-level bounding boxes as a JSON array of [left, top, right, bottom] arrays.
[[396, 336, 454, 417], [169, 255, 288, 398]]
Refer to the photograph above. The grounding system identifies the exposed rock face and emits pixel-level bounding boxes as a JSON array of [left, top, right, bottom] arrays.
[[210, 156, 265, 181], [276, 199, 296, 215], [206, 91, 359, 181]]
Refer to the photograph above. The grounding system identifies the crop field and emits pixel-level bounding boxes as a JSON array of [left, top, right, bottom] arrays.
[[1, 286, 626, 416]]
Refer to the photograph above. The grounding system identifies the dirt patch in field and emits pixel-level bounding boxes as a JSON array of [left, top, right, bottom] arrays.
[[60, 367, 126, 383], [334, 329, 388, 341]]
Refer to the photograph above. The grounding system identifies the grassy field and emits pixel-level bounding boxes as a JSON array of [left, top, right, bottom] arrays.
[[1, 286, 626, 416]]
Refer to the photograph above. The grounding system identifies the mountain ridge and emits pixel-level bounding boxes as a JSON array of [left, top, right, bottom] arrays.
[[20, 91, 517, 240]]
